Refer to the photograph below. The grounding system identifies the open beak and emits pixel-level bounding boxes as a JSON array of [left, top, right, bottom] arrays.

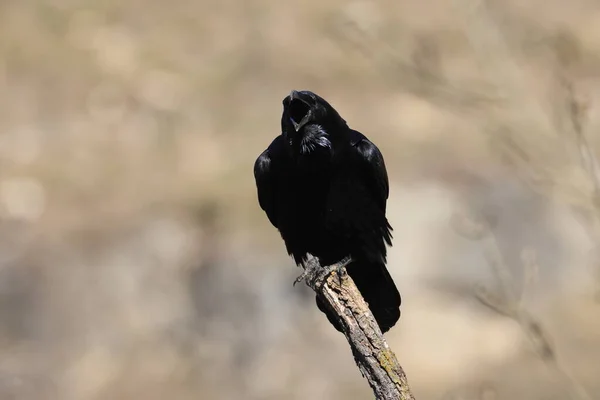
[[292, 120, 301, 132], [293, 112, 312, 132], [288, 90, 312, 132]]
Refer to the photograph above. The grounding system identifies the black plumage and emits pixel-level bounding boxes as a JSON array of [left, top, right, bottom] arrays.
[[253, 90, 401, 333]]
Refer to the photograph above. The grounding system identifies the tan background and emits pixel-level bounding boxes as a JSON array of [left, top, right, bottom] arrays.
[[0, 0, 600, 399]]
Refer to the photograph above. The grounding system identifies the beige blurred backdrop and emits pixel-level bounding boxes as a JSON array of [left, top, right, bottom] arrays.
[[1, 0, 600, 399]]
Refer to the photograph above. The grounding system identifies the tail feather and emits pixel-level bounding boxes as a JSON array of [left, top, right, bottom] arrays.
[[315, 260, 401, 333]]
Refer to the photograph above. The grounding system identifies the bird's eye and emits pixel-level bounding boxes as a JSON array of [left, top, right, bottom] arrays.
[[289, 99, 310, 123]]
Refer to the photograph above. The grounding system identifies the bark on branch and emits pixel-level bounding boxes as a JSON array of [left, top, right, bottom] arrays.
[[299, 256, 416, 400]]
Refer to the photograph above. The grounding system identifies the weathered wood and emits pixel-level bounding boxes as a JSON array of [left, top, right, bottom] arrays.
[[299, 256, 416, 400]]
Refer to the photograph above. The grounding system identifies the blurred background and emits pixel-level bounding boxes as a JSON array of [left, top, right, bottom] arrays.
[[1, 0, 600, 399]]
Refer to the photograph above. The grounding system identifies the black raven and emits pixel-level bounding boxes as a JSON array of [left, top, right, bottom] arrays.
[[253, 90, 401, 333]]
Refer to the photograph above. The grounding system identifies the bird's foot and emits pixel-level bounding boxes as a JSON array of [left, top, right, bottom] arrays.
[[294, 256, 352, 289], [293, 256, 320, 287]]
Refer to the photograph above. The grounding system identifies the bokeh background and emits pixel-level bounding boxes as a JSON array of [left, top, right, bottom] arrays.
[[1, 0, 600, 399]]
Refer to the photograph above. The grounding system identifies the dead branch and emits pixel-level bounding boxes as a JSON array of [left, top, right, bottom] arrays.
[[298, 256, 416, 400]]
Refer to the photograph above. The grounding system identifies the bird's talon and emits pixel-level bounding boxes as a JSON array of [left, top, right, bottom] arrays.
[[294, 256, 352, 288], [293, 271, 307, 286], [294, 257, 319, 286]]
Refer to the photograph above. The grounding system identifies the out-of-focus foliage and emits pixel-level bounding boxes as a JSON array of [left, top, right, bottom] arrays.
[[0, 0, 599, 399]]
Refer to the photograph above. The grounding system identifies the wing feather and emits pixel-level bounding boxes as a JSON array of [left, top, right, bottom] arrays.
[[350, 131, 390, 211], [253, 135, 285, 228]]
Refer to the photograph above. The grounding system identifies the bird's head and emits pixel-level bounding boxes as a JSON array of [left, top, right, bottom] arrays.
[[281, 90, 346, 156]]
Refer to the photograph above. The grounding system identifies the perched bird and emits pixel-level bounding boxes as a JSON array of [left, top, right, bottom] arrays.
[[253, 90, 401, 333]]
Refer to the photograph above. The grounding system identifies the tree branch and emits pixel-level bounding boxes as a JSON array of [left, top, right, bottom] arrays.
[[299, 256, 416, 400]]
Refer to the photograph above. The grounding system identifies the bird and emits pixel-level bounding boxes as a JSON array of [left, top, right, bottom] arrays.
[[253, 90, 401, 333]]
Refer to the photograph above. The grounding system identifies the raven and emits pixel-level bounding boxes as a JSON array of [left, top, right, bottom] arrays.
[[253, 90, 401, 333]]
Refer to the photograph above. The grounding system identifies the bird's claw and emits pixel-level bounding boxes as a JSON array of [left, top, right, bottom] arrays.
[[321, 260, 347, 286], [293, 269, 309, 286], [293, 256, 320, 286], [294, 256, 352, 289]]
